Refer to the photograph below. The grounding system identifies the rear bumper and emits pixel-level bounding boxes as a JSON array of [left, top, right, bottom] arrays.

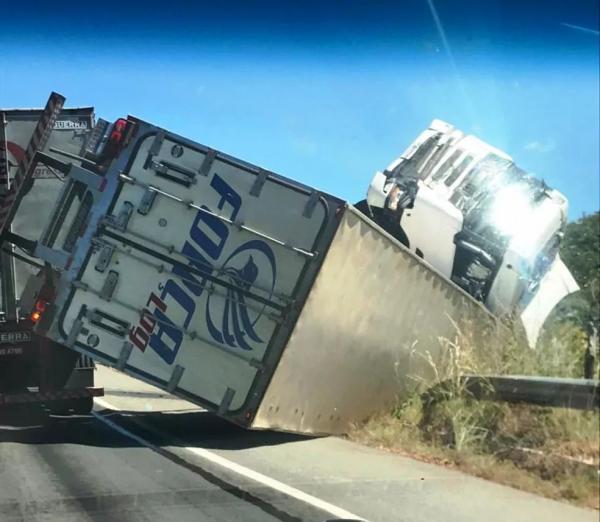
[[0, 386, 103, 406]]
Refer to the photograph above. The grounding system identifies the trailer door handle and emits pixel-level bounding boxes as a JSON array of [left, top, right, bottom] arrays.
[[148, 159, 197, 187]]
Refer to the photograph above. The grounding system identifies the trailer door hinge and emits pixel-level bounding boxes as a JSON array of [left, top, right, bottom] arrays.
[[114, 201, 134, 231], [250, 169, 269, 197], [303, 191, 320, 218], [167, 365, 184, 392], [66, 319, 84, 348], [138, 188, 157, 215], [218, 387, 236, 414], [116, 341, 133, 370], [199, 149, 216, 177], [100, 270, 119, 301], [144, 132, 165, 168]]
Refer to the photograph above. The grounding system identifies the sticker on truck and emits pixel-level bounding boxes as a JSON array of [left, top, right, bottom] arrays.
[[0, 347, 24, 356], [0, 331, 32, 344], [53, 120, 89, 130]]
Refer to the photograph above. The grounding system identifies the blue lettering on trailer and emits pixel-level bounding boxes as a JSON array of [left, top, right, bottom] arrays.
[[130, 173, 277, 364]]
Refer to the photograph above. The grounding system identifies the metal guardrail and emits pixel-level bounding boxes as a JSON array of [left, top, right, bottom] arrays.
[[460, 375, 599, 411]]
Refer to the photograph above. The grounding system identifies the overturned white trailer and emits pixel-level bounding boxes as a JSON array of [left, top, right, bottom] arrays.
[[7, 108, 499, 434]]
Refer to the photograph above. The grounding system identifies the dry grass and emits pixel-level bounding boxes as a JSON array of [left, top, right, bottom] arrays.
[[348, 323, 600, 509]]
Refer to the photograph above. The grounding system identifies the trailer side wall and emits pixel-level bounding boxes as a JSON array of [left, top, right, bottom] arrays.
[[253, 206, 500, 434]]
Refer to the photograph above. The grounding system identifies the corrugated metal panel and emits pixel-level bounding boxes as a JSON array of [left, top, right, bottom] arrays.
[[252, 206, 501, 435]]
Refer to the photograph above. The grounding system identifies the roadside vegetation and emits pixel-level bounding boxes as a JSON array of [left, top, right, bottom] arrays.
[[349, 213, 600, 509]]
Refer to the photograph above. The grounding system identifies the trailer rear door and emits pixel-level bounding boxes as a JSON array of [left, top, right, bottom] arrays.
[[45, 120, 341, 420]]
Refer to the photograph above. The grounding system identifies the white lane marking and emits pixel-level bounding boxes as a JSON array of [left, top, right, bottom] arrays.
[[93, 398, 365, 521]]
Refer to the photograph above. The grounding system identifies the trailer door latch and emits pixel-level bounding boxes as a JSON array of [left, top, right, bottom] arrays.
[[100, 270, 119, 301], [95, 244, 115, 272]]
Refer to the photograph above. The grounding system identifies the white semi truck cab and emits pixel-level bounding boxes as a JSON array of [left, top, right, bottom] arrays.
[[363, 119, 579, 347]]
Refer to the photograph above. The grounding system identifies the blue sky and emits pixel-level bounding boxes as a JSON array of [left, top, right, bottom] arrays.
[[1, 0, 598, 219]]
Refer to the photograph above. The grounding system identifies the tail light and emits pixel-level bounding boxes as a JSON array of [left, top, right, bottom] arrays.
[[30, 299, 47, 323], [109, 118, 128, 148], [100, 118, 132, 164]]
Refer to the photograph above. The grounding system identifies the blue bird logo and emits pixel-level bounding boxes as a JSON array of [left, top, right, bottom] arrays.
[[205, 240, 276, 351]]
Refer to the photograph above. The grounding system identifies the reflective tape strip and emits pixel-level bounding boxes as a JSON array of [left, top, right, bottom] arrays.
[[0, 112, 8, 192]]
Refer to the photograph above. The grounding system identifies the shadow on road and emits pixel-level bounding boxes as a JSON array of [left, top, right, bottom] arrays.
[[0, 406, 313, 450], [0, 407, 327, 522]]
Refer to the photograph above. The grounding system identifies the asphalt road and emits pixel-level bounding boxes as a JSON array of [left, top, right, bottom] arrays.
[[0, 366, 597, 522]]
